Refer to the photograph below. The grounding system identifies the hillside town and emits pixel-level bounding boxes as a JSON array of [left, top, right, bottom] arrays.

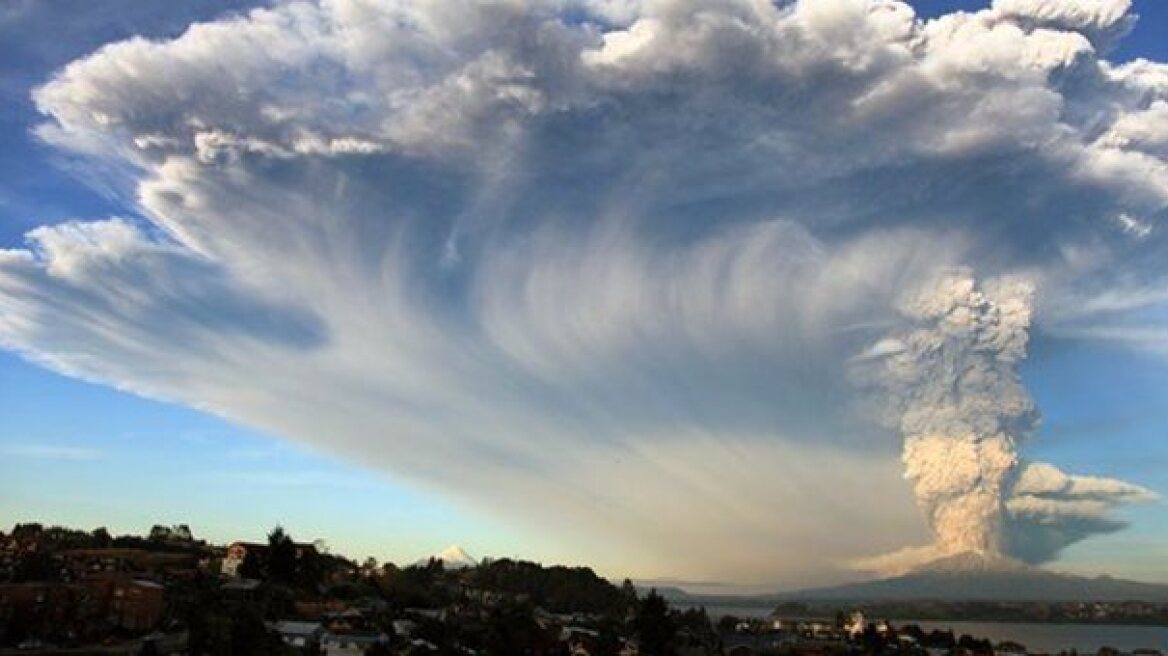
[[1, 523, 1164, 656]]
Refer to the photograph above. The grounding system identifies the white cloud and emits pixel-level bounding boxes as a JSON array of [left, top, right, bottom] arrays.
[[1005, 461, 1158, 563], [1, 443, 104, 461], [991, 0, 1134, 49], [1012, 461, 1158, 503], [1, 0, 1166, 582]]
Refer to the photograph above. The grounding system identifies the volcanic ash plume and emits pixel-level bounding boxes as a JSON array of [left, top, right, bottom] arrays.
[[857, 271, 1038, 557]]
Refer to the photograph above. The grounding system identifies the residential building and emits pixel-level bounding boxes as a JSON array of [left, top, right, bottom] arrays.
[[320, 630, 388, 656], [274, 620, 323, 650]]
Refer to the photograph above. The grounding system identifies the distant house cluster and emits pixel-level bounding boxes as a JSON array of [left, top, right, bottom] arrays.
[[4, 523, 1168, 656], [0, 524, 200, 650]]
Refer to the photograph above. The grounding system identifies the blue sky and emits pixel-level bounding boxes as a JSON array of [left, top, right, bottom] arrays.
[[2, 0, 1168, 587], [0, 349, 507, 565], [1022, 339, 1168, 580]]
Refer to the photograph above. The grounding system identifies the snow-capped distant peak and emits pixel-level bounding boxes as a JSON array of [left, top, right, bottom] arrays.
[[417, 545, 478, 569]]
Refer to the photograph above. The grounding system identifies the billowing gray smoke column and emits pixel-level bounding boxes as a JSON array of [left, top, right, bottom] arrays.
[[858, 270, 1038, 557], [854, 270, 1157, 572]]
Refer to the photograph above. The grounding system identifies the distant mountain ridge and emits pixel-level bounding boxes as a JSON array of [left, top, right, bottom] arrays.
[[782, 551, 1168, 602], [651, 552, 1168, 606]]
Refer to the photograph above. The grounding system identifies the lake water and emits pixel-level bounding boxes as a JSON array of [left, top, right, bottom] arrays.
[[692, 604, 1168, 653]]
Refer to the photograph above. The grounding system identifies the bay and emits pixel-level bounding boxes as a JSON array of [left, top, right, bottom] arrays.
[[692, 604, 1168, 653]]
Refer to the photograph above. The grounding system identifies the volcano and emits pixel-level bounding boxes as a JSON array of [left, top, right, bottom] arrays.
[[784, 551, 1168, 602], [415, 545, 479, 570]]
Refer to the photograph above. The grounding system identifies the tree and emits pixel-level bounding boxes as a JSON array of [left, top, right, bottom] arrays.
[[717, 615, 740, 634], [296, 546, 323, 591], [674, 607, 715, 651], [267, 526, 297, 584], [239, 550, 264, 580], [620, 578, 639, 604], [957, 634, 993, 656], [92, 527, 112, 548], [483, 601, 539, 655], [635, 590, 675, 656], [12, 523, 43, 539], [13, 550, 57, 582], [861, 622, 895, 654], [230, 607, 288, 656]]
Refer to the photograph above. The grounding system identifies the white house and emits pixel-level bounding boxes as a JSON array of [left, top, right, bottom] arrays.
[[392, 619, 418, 638], [274, 621, 322, 649], [321, 631, 388, 656], [844, 611, 865, 638]]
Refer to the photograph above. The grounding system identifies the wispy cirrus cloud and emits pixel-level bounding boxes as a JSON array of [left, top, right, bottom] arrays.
[[0, 0, 1165, 583], [1, 443, 104, 461]]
